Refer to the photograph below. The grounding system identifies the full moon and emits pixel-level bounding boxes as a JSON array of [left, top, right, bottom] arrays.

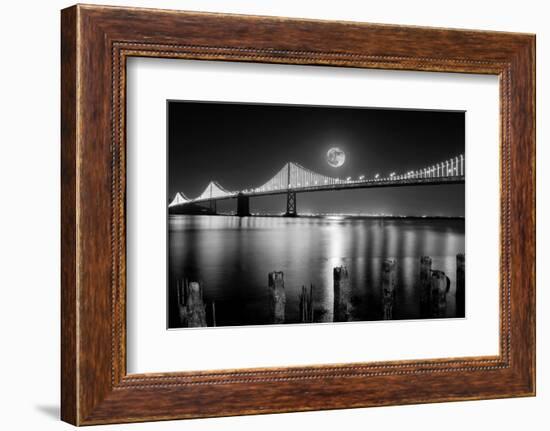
[[326, 147, 346, 168]]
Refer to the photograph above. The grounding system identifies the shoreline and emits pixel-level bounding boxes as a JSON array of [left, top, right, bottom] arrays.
[[168, 213, 465, 220]]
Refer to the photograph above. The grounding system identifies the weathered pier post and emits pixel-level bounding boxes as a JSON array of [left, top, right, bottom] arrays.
[[178, 280, 207, 327], [176, 279, 184, 310], [176, 279, 188, 325], [382, 259, 397, 320], [333, 266, 352, 322], [211, 301, 217, 327], [268, 271, 286, 324], [299, 285, 314, 323], [420, 256, 432, 317], [456, 253, 465, 317], [430, 270, 450, 318]]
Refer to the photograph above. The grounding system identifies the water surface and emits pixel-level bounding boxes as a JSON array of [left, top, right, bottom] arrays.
[[168, 215, 465, 328]]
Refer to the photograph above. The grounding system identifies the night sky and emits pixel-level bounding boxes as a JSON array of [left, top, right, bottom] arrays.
[[168, 101, 465, 217]]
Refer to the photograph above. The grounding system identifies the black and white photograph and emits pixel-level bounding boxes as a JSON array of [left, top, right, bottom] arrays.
[[167, 101, 465, 329], [1, 0, 541, 428]]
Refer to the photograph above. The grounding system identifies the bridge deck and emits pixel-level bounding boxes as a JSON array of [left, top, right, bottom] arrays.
[[185, 175, 465, 204]]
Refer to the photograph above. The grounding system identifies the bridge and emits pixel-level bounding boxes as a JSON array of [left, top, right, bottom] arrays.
[[169, 154, 465, 217]]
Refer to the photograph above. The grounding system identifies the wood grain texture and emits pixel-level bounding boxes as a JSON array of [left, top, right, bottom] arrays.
[[60, 4, 535, 425], [60, 5, 78, 425]]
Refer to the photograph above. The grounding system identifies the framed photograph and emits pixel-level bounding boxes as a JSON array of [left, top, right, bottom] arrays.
[[61, 4, 535, 425], [165, 100, 466, 330]]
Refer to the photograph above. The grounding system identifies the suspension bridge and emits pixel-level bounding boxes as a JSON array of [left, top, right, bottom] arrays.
[[169, 154, 465, 217]]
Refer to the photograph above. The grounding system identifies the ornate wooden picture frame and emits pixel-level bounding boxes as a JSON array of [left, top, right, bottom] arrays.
[[61, 4, 535, 425]]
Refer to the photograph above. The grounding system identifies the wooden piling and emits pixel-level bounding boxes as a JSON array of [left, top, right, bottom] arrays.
[[420, 256, 432, 317], [176, 279, 183, 307], [211, 301, 217, 327], [333, 266, 352, 322], [430, 270, 450, 318], [178, 281, 207, 327], [176, 279, 188, 324], [456, 253, 465, 317], [299, 285, 314, 323], [382, 259, 396, 320], [268, 271, 286, 324]]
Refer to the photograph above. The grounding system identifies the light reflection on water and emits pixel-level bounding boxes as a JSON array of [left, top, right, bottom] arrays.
[[168, 215, 465, 328]]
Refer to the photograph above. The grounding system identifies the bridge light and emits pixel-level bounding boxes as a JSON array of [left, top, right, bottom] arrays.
[[390, 172, 396, 178], [315, 181, 318, 185], [346, 176, 351, 181], [374, 173, 380, 179], [359, 175, 365, 180]]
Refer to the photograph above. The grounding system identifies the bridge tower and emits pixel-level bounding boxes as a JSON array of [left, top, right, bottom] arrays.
[[208, 199, 217, 213], [285, 191, 297, 217], [284, 163, 297, 217], [237, 193, 250, 217]]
